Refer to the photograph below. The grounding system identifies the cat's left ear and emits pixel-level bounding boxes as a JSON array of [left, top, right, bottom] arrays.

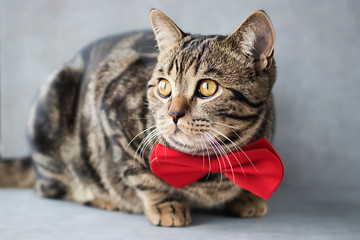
[[150, 9, 185, 52], [223, 10, 275, 69]]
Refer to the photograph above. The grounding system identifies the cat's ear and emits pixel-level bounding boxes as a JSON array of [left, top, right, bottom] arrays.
[[150, 9, 185, 52], [224, 10, 275, 69]]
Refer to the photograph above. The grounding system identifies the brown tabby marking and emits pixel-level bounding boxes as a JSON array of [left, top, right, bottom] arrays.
[[0, 158, 35, 188], [0, 9, 277, 227]]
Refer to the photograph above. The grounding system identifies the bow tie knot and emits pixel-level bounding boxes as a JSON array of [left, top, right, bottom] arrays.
[[150, 138, 284, 200]]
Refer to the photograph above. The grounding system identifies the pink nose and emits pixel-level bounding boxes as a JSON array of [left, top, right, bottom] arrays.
[[168, 112, 185, 124]]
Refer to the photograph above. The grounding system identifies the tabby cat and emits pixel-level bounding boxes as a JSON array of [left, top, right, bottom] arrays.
[[0, 9, 277, 227]]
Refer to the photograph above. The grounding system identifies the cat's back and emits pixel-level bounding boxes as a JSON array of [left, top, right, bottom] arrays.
[[77, 31, 158, 79], [29, 31, 158, 160]]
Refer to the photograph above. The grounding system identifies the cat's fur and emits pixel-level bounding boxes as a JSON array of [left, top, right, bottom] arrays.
[[0, 9, 276, 226]]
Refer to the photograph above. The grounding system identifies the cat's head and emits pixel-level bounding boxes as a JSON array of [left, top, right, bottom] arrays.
[[147, 9, 276, 154]]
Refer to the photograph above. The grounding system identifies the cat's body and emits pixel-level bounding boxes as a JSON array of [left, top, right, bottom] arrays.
[[29, 31, 157, 213], [1, 10, 277, 226]]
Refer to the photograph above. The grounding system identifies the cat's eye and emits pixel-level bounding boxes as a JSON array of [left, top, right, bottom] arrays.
[[198, 79, 218, 98], [158, 79, 172, 98]]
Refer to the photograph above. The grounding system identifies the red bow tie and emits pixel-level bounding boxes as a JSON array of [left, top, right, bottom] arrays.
[[150, 138, 284, 200]]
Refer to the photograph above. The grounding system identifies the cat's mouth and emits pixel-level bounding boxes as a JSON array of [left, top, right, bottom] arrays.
[[174, 125, 182, 134], [159, 122, 213, 154], [169, 124, 195, 144], [159, 117, 242, 155]]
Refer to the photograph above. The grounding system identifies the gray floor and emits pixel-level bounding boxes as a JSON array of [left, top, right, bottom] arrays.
[[1, 188, 359, 240]]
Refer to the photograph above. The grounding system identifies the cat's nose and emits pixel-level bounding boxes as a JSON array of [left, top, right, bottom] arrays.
[[168, 112, 185, 124]]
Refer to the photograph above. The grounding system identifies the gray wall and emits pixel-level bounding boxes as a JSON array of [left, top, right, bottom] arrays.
[[2, 0, 360, 191]]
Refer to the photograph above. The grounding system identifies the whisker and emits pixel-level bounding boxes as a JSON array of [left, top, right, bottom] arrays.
[[125, 117, 153, 120], [255, 111, 272, 126], [210, 128, 246, 176], [142, 133, 161, 163], [211, 121, 244, 131], [211, 121, 258, 172], [197, 135, 206, 171], [208, 131, 236, 182], [148, 134, 164, 161], [152, 135, 164, 165], [126, 125, 156, 151], [140, 130, 161, 162], [205, 132, 227, 173], [230, 129, 258, 172], [134, 129, 159, 165], [204, 132, 223, 190], [200, 134, 212, 181]]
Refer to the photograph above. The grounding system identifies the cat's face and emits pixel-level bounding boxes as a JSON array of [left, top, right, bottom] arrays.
[[147, 10, 276, 154]]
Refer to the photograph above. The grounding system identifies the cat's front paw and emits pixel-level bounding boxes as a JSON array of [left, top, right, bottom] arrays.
[[226, 191, 268, 217], [146, 200, 191, 227]]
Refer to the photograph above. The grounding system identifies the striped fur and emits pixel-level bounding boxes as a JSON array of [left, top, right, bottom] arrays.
[[0, 157, 35, 188], [1, 10, 277, 226]]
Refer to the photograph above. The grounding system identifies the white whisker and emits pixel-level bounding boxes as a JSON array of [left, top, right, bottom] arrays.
[[230, 129, 258, 172], [126, 125, 156, 151], [210, 128, 246, 176], [208, 131, 236, 182], [212, 121, 243, 131], [205, 132, 227, 172], [140, 130, 161, 162], [256, 111, 272, 126], [148, 134, 164, 161], [204, 132, 223, 190], [200, 134, 212, 181], [134, 129, 159, 165], [211, 121, 258, 171], [197, 135, 206, 171]]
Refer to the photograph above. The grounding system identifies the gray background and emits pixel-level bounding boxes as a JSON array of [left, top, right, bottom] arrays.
[[2, 0, 360, 191], [1, 1, 360, 239]]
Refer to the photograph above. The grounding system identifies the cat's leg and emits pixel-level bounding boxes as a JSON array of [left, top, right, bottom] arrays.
[[123, 165, 191, 226], [29, 59, 84, 201], [35, 172, 118, 211], [35, 177, 68, 199], [32, 150, 72, 200], [34, 152, 119, 210], [226, 190, 268, 217]]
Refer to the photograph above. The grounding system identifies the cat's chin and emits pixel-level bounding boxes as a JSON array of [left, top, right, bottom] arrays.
[[159, 123, 213, 154], [161, 132, 207, 155]]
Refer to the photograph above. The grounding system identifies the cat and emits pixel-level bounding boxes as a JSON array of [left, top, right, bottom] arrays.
[[0, 9, 276, 227]]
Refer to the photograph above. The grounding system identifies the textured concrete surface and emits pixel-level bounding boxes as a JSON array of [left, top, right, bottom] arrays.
[[1, 188, 359, 240]]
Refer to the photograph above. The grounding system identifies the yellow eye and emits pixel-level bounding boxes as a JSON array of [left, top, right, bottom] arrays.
[[158, 79, 172, 97], [198, 80, 217, 97]]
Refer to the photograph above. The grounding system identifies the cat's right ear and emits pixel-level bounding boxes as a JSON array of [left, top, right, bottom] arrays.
[[150, 9, 185, 52]]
